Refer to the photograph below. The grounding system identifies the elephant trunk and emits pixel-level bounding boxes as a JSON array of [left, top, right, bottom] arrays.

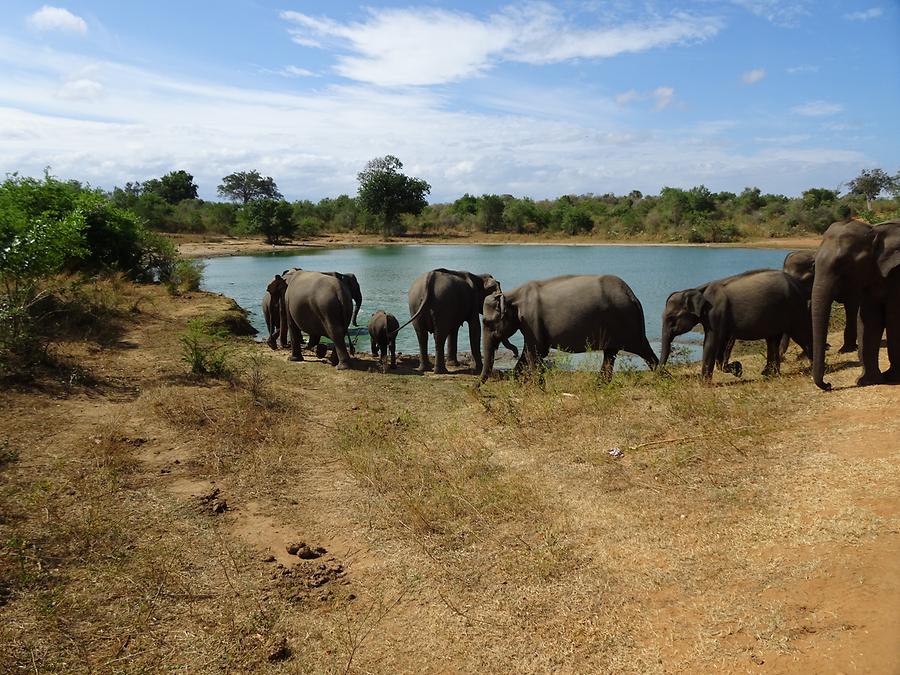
[[659, 329, 673, 366], [811, 273, 835, 391], [481, 331, 498, 383]]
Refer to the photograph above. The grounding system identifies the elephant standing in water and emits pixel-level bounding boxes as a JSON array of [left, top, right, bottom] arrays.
[[480, 274, 658, 383], [282, 270, 361, 369], [660, 269, 812, 381], [783, 250, 858, 353], [405, 268, 503, 374], [811, 219, 900, 390]]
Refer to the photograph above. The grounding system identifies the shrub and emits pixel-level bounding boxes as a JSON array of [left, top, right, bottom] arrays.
[[179, 319, 233, 377], [166, 259, 205, 294]]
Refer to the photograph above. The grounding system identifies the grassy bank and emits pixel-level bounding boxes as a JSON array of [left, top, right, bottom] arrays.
[[1, 283, 898, 672]]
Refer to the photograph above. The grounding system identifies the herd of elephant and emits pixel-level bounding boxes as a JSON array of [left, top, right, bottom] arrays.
[[262, 219, 900, 391]]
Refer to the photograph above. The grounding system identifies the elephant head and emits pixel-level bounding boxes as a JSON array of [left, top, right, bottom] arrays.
[[659, 287, 709, 365], [480, 290, 519, 382], [337, 272, 363, 327], [478, 273, 501, 298], [266, 274, 289, 347], [811, 219, 900, 390]]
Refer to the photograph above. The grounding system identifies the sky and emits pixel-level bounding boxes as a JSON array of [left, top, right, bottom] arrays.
[[1, 1, 898, 202]]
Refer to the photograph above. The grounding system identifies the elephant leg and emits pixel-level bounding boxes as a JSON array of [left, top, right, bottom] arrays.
[[288, 316, 304, 362], [332, 333, 352, 370], [883, 294, 900, 382], [389, 338, 397, 370], [600, 349, 617, 383], [777, 333, 790, 360], [762, 336, 782, 377], [857, 300, 886, 386], [716, 335, 741, 378], [447, 326, 460, 367], [468, 314, 483, 373], [701, 331, 720, 381], [433, 332, 449, 375], [414, 325, 431, 372], [346, 334, 355, 356], [840, 300, 859, 353]]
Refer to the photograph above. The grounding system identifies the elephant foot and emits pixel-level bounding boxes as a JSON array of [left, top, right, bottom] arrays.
[[883, 368, 900, 383], [434, 365, 449, 375], [288, 354, 304, 362], [266, 335, 278, 350], [838, 343, 858, 354], [724, 361, 742, 377], [389, 362, 397, 370], [335, 362, 351, 370], [446, 358, 460, 367], [416, 362, 432, 373], [315, 344, 329, 359], [857, 372, 885, 387]]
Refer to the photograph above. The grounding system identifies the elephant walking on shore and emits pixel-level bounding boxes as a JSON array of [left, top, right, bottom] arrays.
[[405, 268, 502, 374], [368, 310, 399, 371], [783, 250, 858, 353], [811, 219, 900, 390], [480, 274, 658, 383], [283, 270, 361, 369], [660, 269, 812, 381]]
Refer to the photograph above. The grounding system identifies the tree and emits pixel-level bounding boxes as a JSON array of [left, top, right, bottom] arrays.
[[241, 199, 296, 244], [143, 170, 198, 204], [477, 194, 505, 232], [356, 156, 430, 236], [846, 168, 898, 210], [217, 170, 282, 205]]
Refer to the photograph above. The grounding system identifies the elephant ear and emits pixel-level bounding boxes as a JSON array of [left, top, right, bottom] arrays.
[[873, 223, 900, 278], [682, 289, 710, 321]]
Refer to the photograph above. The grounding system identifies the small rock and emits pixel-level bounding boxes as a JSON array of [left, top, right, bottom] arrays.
[[266, 635, 291, 662], [286, 542, 305, 555], [261, 554, 276, 563], [297, 545, 326, 560], [608, 447, 624, 459]]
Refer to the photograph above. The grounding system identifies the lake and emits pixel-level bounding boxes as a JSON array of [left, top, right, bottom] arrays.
[[200, 244, 793, 363]]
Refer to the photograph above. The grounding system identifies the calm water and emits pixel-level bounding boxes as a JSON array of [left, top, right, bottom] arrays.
[[200, 244, 790, 363]]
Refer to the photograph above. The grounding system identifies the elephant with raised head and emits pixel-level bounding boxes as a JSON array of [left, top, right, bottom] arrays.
[[480, 275, 658, 383], [811, 219, 900, 390], [283, 270, 360, 369], [405, 268, 502, 374], [660, 269, 812, 380], [783, 250, 858, 353], [368, 310, 399, 371]]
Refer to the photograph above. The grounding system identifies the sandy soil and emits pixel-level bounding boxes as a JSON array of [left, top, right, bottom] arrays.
[[175, 233, 821, 258], [1, 285, 897, 673]]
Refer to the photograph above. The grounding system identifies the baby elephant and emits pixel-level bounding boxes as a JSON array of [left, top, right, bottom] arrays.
[[368, 310, 399, 370]]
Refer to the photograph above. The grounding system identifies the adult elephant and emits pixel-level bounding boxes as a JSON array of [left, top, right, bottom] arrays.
[[265, 268, 362, 352], [405, 268, 501, 374], [783, 250, 858, 353], [660, 269, 811, 380], [283, 270, 359, 369], [811, 219, 900, 390], [480, 275, 658, 383]]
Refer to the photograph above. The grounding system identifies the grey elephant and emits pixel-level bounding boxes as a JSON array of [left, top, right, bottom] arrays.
[[783, 250, 858, 353], [811, 219, 900, 390], [367, 310, 399, 370], [263, 269, 297, 349], [480, 275, 658, 383], [404, 268, 502, 374], [283, 270, 360, 369], [660, 269, 812, 380]]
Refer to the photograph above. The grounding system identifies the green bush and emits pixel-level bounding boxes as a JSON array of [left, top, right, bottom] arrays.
[[166, 259, 205, 294], [179, 319, 233, 377]]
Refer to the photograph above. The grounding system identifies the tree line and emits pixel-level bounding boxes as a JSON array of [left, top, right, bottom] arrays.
[[104, 161, 900, 244]]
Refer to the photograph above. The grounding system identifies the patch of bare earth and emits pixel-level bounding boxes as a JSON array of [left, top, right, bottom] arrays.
[[1, 283, 897, 673]]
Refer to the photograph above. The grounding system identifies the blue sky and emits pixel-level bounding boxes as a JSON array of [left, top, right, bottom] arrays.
[[1, 1, 898, 202]]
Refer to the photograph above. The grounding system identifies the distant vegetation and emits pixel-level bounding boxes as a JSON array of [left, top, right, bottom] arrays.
[[99, 161, 900, 243]]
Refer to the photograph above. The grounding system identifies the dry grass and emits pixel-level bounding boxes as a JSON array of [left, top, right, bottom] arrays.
[[1, 284, 898, 673]]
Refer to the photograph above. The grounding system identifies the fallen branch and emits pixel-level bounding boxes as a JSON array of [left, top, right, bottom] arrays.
[[628, 425, 754, 451]]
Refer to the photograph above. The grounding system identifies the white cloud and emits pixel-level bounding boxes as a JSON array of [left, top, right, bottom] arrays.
[[653, 87, 675, 110], [844, 7, 882, 21], [791, 100, 844, 117], [27, 6, 88, 34], [0, 35, 871, 201], [57, 78, 103, 100], [615, 89, 641, 105], [280, 5, 722, 86], [787, 64, 818, 74], [741, 68, 766, 84], [279, 65, 315, 78], [726, 1, 811, 25]]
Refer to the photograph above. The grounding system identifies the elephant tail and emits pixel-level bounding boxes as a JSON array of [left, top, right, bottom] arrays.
[[389, 270, 436, 338]]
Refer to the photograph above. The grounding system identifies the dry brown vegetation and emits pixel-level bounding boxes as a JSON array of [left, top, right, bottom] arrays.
[[1, 282, 898, 673]]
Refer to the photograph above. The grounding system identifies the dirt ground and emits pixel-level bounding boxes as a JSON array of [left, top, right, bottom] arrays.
[[174, 233, 821, 259], [1, 284, 897, 673]]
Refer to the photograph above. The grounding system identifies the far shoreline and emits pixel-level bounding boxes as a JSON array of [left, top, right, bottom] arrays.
[[176, 233, 821, 259]]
